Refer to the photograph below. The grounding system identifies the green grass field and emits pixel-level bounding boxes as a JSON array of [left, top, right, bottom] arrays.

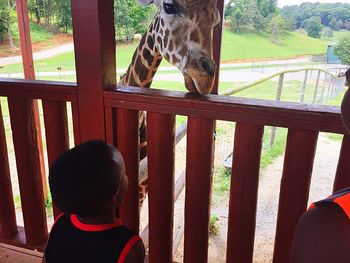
[[27, 23, 55, 43], [220, 30, 332, 61], [2, 29, 348, 75]]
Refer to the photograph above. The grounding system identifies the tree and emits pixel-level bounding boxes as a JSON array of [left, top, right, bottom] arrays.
[[305, 16, 322, 38], [115, 0, 155, 41], [226, 0, 277, 34], [0, 0, 16, 47], [229, 5, 243, 33], [227, 0, 265, 33], [334, 36, 350, 65], [55, 0, 71, 33], [269, 15, 286, 44], [281, 2, 350, 31]]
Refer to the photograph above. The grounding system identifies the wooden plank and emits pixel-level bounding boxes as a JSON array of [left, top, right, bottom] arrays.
[[16, 0, 47, 200], [71, 0, 116, 141], [320, 73, 328, 103], [0, 104, 17, 239], [0, 227, 44, 252], [71, 102, 81, 146], [139, 122, 187, 185], [0, 79, 77, 101], [8, 98, 48, 246], [333, 135, 350, 192], [147, 113, 175, 263], [33, 103, 47, 200], [42, 101, 69, 218], [104, 106, 116, 145], [0, 244, 42, 263], [104, 87, 346, 134], [140, 170, 186, 251], [226, 123, 264, 263], [273, 129, 318, 263], [184, 117, 215, 263], [117, 109, 140, 232], [312, 71, 321, 104], [300, 70, 308, 103]]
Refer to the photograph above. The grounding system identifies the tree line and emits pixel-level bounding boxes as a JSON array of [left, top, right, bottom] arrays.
[[281, 3, 350, 32], [225, 0, 278, 34], [0, 0, 156, 46], [225, 1, 350, 41]]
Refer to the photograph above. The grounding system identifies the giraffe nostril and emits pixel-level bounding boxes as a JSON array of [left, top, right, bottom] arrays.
[[198, 57, 215, 76]]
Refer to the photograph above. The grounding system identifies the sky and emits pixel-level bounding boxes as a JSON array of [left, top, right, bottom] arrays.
[[278, 0, 350, 7]]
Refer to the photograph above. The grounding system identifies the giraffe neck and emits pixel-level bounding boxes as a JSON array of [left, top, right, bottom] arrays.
[[120, 19, 162, 88]]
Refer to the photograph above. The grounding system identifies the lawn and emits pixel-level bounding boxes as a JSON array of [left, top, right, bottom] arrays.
[[2, 29, 347, 75], [220, 30, 333, 62]]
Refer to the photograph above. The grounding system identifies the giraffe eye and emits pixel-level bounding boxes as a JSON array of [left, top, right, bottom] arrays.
[[164, 3, 177, 15]]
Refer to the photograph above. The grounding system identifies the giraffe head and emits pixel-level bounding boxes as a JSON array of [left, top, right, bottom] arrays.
[[138, 0, 221, 95]]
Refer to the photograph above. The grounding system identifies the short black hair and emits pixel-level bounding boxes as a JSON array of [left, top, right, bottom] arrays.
[[49, 140, 121, 217]]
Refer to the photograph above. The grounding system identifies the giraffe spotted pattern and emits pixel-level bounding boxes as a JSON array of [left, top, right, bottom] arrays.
[[119, 0, 221, 207]]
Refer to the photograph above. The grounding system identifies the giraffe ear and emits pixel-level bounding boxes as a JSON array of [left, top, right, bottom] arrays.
[[137, 0, 154, 6]]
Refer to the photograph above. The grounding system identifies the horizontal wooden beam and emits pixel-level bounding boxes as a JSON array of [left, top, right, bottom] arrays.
[[104, 86, 345, 134], [0, 79, 77, 101]]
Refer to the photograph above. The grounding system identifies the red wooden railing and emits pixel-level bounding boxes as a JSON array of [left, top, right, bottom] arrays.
[[0, 79, 76, 249], [103, 86, 350, 263], [0, 79, 349, 262]]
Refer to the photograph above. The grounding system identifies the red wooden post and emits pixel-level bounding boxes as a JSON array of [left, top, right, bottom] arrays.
[[0, 104, 17, 239], [16, 0, 47, 199], [147, 113, 175, 262], [8, 98, 48, 246], [71, 0, 116, 141], [16, 0, 35, 80], [333, 135, 350, 192], [105, 107, 115, 145], [273, 129, 318, 263], [212, 0, 224, 95], [117, 109, 140, 232], [184, 117, 215, 263], [42, 101, 70, 218], [226, 123, 264, 263]]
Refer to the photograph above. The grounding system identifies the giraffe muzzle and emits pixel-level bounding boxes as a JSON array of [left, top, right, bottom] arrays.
[[183, 55, 216, 95]]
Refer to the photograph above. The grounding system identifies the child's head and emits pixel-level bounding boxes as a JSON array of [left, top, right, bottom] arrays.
[[49, 140, 128, 217], [341, 68, 350, 133]]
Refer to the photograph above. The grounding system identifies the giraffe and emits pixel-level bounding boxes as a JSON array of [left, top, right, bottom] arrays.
[[119, 0, 221, 205]]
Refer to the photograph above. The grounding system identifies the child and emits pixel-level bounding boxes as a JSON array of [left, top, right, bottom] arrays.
[[43, 140, 145, 263], [290, 68, 350, 263]]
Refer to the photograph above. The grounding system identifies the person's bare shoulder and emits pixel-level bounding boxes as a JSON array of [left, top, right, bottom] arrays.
[[124, 240, 145, 263], [290, 203, 350, 263]]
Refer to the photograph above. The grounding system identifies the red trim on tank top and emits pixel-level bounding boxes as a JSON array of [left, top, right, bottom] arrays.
[[334, 193, 350, 221], [51, 212, 64, 229], [118, 235, 141, 263], [70, 215, 123, 232]]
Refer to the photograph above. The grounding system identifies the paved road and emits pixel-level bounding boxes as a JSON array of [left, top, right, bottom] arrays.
[[0, 42, 74, 66]]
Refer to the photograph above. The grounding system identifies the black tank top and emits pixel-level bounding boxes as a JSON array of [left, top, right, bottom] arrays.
[[45, 213, 140, 263]]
